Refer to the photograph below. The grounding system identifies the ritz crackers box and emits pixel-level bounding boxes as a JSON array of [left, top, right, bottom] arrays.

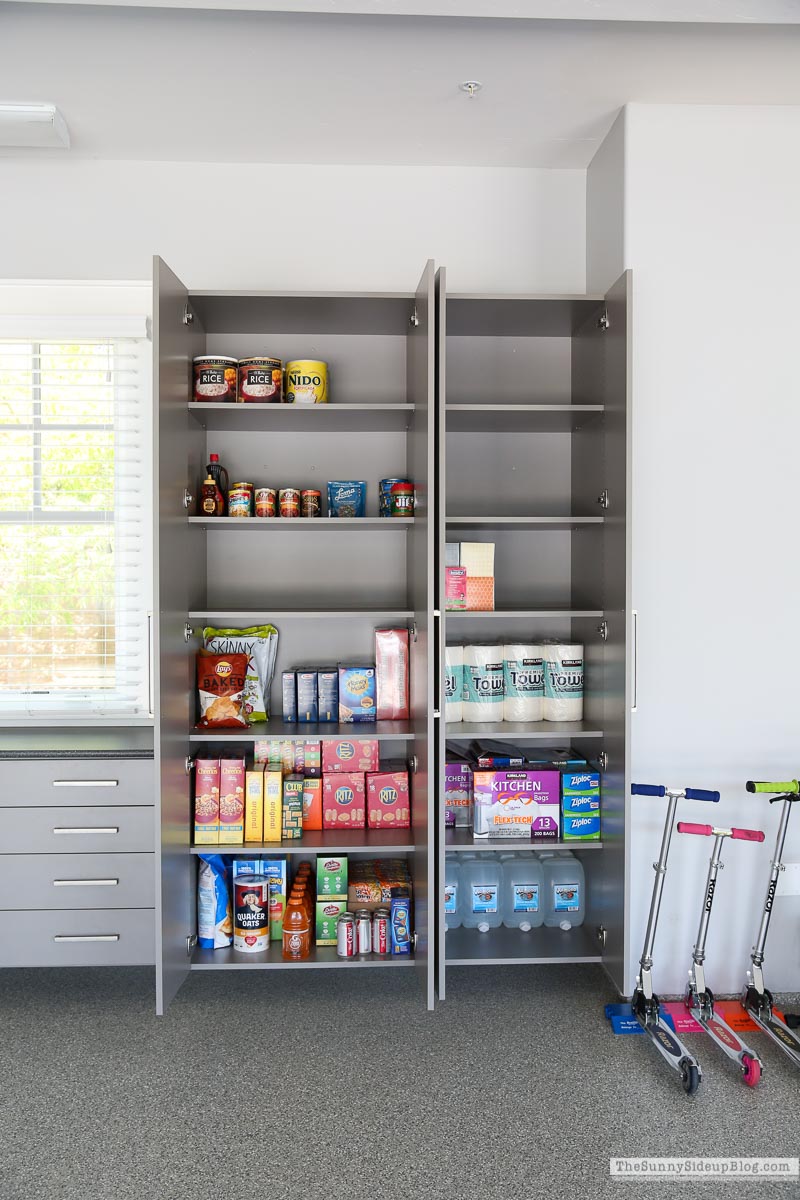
[[218, 758, 246, 844], [263, 769, 283, 842], [244, 766, 265, 843], [194, 759, 221, 845], [366, 765, 411, 829], [323, 772, 366, 829], [322, 739, 380, 774]]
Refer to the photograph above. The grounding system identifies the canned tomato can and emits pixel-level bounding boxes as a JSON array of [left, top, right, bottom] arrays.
[[228, 482, 253, 517], [279, 488, 301, 518], [301, 489, 321, 518], [379, 478, 404, 517], [372, 907, 390, 956], [390, 481, 415, 517], [255, 487, 277, 517], [193, 355, 237, 403], [237, 356, 282, 404], [355, 909, 372, 955], [337, 912, 356, 958], [285, 360, 328, 405], [233, 874, 270, 953]]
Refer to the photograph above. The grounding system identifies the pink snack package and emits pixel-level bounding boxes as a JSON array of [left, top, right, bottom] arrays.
[[375, 628, 410, 720], [322, 739, 380, 774], [323, 772, 366, 829]]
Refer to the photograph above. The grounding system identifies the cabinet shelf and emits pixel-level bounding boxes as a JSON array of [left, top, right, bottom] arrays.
[[191, 946, 414, 970], [189, 517, 412, 531], [445, 829, 603, 851], [445, 721, 603, 741], [446, 404, 603, 433], [188, 609, 414, 622], [444, 608, 602, 621], [444, 924, 602, 966], [189, 719, 419, 742], [191, 828, 415, 854], [445, 516, 603, 531], [188, 402, 414, 433]]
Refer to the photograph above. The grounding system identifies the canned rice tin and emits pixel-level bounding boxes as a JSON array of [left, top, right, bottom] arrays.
[[372, 907, 390, 956], [337, 912, 356, 958], [379, 478, 404, 517], [279, 488, 301, 518], [390, 481, 415, 517], [255, 487, 277, 518], [285, 360, 328, 405], [228, 482, 253, 518], [237, 356, 283, 404], [193, 356, 237, 403], [234, 874, 270, 953], [301, 489, 321, 518], [355, 909, 372, 955]]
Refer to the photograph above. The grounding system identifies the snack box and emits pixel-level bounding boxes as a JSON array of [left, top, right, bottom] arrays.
[[338, 665, 377, 723], [445, 566, 467, 611], [244, 766, 265, 843], [303, 740, 321, 778], [366, 764, 410, 829], [296, 670, 319, 723], [194, 758, 220, 845], [260, 857, 288, 940], [219, 758, 246, 844], [390, 888, 412, 956], [375, 629, 409, 721], [317, 668, 339, 723], [323, 772, 366, 829], [316, 899, 347, 945], [444, 761, 472, 829], [282, 671, 297, 722], [322, 739, 380, 774], [254, 739, 283, 767], [282, 774, 304, 839], [472, 769, 561, 841], [316, 854, 348, 900], [302, 777, 323, 831], [263, 769, 283, 842]]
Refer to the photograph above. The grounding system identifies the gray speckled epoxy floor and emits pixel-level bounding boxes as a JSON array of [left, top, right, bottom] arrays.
[[1, 966, 798, 1200]]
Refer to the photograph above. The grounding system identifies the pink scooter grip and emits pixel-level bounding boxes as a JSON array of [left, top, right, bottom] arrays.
[[731, 827, 765, 842], [677, 822, 713, 836]]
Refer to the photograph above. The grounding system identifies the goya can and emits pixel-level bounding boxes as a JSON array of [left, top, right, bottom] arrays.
[[301, 490, 321, 518], [372, 907, 390, 956], [233, 874, 270, 953], [390, 481, 415, 517], [238, 356, 282, 404], [193, 356, 237, 403], [379, 478, 404, 517], [337, 912, 356, 958], [255, 487, 277, 518], [228, 482, 253, 518], [279, 488, 301, 518], [285, 360, 328, 405], [355, 909, 372, 955]]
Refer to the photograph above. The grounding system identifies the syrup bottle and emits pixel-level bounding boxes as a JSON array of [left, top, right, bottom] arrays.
[[201, 474, 224, 517], [206, 453, 229, 513]]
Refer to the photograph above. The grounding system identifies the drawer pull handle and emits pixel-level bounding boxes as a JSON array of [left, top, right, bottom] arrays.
[[52, 827, 120, 835], [53, 878, 119, 888], [52, 779, 119, 788], [53, 934, 120, 943]]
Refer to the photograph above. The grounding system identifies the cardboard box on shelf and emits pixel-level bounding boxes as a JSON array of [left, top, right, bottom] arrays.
[[322, 739, 380, 774], [302, 777, 323, 831], [263, 769, 283, 842], [194, 759, 220, 845], [316, 855, 348, 900], [218, 759, 246, 844], [244, 766, 265, 843], [323, 772, 366, 829], [282, 774, 304, 839], [338, 666, 377, 723], [473, 768, 561, 841], [261, 857, 288, 940], [316, 899, 347, 945], [375, 629, 409, 720], [366, 764, 410, 829]]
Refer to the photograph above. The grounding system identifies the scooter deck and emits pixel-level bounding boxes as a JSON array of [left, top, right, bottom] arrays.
[[689, 1009, 760, 1071], [638, 1013, 699, 1076], [745, 1006, 800, 1067]]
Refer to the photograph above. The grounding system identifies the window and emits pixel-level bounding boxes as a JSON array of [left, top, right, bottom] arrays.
[[0, 321, 151, 720]]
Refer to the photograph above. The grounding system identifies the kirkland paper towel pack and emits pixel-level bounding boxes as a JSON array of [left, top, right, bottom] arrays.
[[503, 644, 544, 722], [445, 645, 464, 723], [543, 643, 584, 721], [463, 644, 504, 722]]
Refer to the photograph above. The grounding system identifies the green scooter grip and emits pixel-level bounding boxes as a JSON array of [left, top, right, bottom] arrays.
[[746, 780, 799, 794]]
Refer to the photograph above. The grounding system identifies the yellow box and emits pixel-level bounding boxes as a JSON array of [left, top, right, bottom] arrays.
[[263, 769, 283, 842], [244, 766, 264, 843]]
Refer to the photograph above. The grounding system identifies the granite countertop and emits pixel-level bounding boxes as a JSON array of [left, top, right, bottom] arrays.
[[0, 727, 155, 760]]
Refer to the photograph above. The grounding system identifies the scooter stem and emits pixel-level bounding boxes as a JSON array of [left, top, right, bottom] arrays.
[[639, 791, 680, 998], [751, 796, 793, 978]]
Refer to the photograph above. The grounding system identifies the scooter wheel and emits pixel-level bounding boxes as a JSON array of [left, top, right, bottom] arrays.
[[741, 1054, 762, 1088], [680, 1058, 701, 1096]]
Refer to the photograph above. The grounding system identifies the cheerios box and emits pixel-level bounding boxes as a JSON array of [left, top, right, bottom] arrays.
[[366, 764, 410, 829], [322, 739, 380, 774], [194, 758, 220, 845], [323, 772, 366, 829], [472, 768, 560, 841], [218, 758, 246, 844], [338, 665, 377, 723]]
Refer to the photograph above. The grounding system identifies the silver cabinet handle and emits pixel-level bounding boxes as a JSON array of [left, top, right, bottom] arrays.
[[52, 826, 119, 835], [52, 779, 119, 788], [53, 934, 120, 943], [53, 878, 119, 888]]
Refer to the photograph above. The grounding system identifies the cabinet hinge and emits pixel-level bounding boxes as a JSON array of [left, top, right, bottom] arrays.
[[596, 925, 608, 948], [597, 489, 609, 509], [183, 488, 194, 510], [598, 751, 609, 772], [409, 306, 419, 328], [433, 710, 441, 719], [597, 620, 608, 642], [185, 756, 195, 776], [183, 622, 194, 644], [408, 620, 418, 643], [597, 309, 610, 331], [182, 304, 194, 327], [187, 934, 197, 955], [408, 755, 419, 775]]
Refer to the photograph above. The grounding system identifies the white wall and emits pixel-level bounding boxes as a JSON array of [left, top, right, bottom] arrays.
[[0, 159, 585, 294], [589, 105, 800, 995]]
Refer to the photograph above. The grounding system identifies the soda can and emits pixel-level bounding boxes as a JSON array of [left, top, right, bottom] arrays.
[[301, 489, 321, 518], [279, 488, 301, 518], [355, 909, 372, 955], [336, 912, 356, 958], [371, 907, 390, 956]]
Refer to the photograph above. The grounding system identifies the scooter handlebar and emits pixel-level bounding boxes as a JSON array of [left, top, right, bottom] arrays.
[[746, 779, 799, 795], [685, 787, 721, 802], [731, 827, 766, 842], [677, 822, 713, 837], [631, 783, 666, 797]]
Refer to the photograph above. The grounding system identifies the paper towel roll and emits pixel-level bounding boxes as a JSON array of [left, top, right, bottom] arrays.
[[444, 645, 464, 723], [463, 644, 505, 723], [543, 643, 584, 722], [503, 644, 544, 722]]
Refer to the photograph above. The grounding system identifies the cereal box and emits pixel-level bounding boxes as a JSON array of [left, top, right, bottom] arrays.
[[219, 758, 246, 844], [282, 774, 304, 839], [244, 765, 265, 842], [194, 758, 220, 845], [366, 764, 410, 829], [472, 769, 561, 841], [296, 670, 318, 723], [231, 859, 262, 878], [261, 857, 288, 940], [263, 769, 283, 842], [338, 665, 377, 723], [317, 669, 338, 723], [315, 899, 347, 945], [323, 772, 366, 829], [375, 629, 409, 720], [322, 739, 380, 774], [302, 777, 322, 831], [445, 566, 467, 611], [444, 761, 472, 828], [282, 671, 297, 722], [316, 855, 348, 900]]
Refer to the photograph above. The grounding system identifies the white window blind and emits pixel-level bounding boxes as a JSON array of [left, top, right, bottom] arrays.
[[0, 324, 152, 720]]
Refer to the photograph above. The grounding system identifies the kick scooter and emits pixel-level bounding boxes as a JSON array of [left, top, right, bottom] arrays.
[[741, 778, 800, 1069], [630, 782, 720, 1096], [677, 820, 765, 1087]]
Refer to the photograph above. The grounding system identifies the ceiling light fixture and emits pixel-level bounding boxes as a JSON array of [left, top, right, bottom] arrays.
[[459, 81, 483, 99], [0, 103, 70, 149]]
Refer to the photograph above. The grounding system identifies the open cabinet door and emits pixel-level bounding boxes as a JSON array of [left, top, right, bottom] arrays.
[[407, 260, 436, 1010], [434, 266, 447, 1001], [153, 257, 206, 1015]]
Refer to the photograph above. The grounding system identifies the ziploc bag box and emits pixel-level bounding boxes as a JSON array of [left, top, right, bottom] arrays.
[[562, 769, 600, 840], [338, 666, 377, 723], [473, 769, 560, 840]]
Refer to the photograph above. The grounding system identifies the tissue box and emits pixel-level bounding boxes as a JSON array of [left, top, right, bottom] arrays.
[[473, 769, 560, 840]]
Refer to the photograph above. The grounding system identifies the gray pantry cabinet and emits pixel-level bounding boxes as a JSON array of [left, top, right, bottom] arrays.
[[152, 256, 631, 1015]]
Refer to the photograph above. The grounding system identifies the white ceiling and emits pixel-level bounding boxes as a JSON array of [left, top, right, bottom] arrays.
[[2, 4, 800, 166]]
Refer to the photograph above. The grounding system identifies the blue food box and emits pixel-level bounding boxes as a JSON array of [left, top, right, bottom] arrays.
[[327, 481, 367, 518], [338, 665, 377, 723], [296, 670, 319, 723], [317, 668, 339, 723], [282, 671, 297, 722], [562, 769, 601, 840]]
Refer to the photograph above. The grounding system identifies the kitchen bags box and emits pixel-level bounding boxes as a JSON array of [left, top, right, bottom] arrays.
[[472, 769, 561, 840]]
